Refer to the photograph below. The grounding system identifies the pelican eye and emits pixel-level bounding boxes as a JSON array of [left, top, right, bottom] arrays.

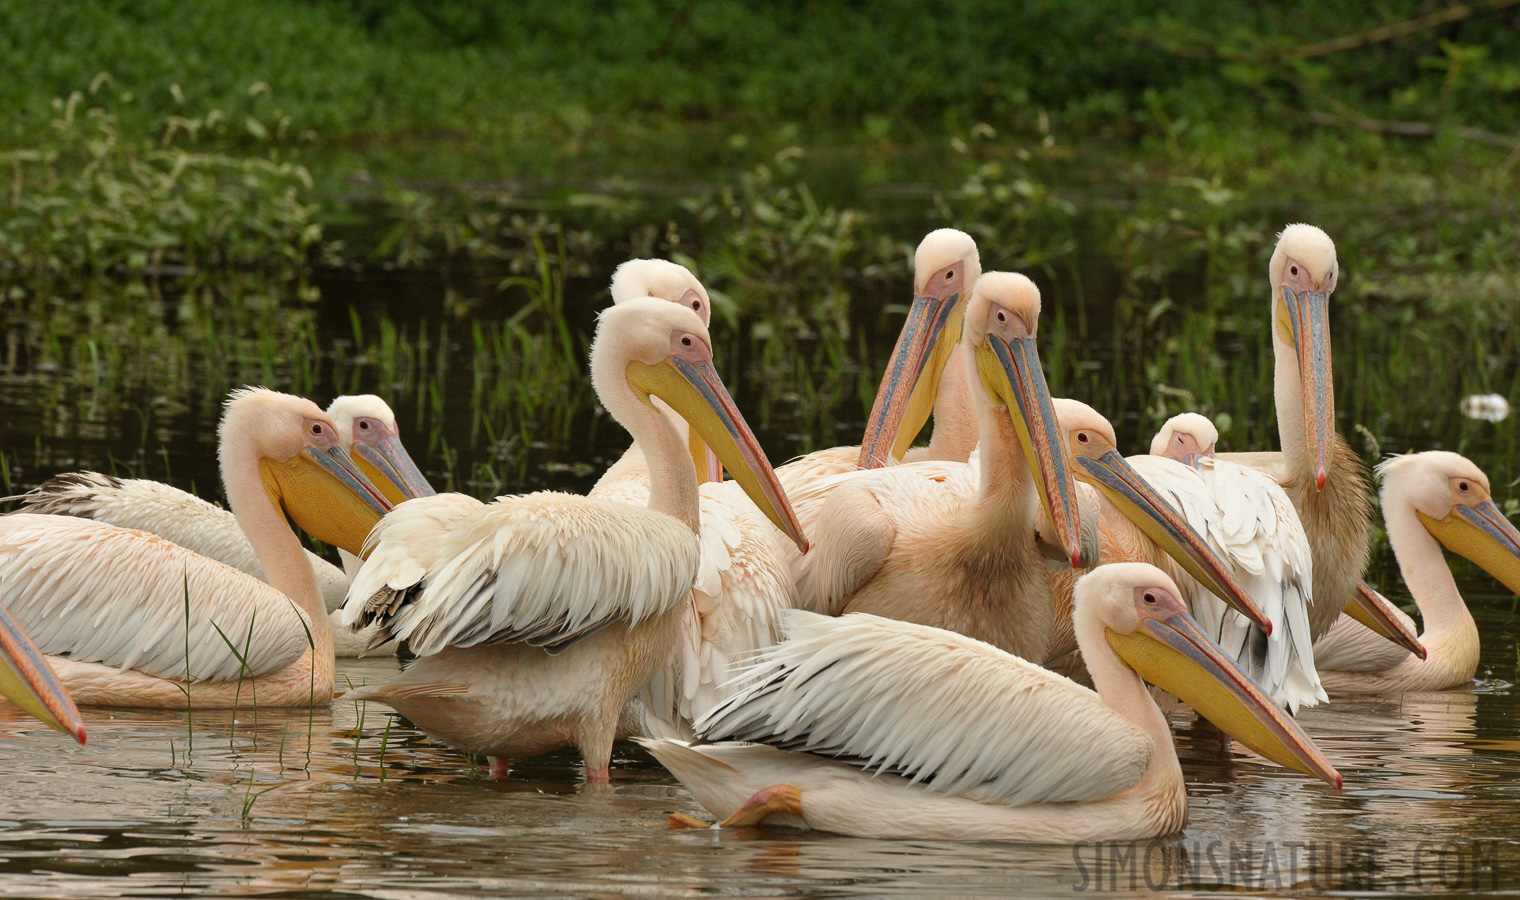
[[311, 424, 324, 435], [1143, 592, 1157, 604], [681, 336, 693, 347], [1290, 265, 1299, 277], [996, 310, 1006, 323], [945, 271, 955, 281], [691, 298, 702, 311], [1077, 432, 1089, 444], [1458, 481, 1470, 493], [359, 420, 370, 431]]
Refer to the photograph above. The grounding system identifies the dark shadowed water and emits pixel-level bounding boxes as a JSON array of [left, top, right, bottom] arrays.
[[0, 259, 1518, 897]]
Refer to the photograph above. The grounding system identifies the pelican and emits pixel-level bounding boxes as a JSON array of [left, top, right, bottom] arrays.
[[1217, 224, 1372, 640], [1117, 411, 1324, 710], [1042, 404, 1274, 679], [0, 601, 86, 743], [785, 272, 1082, 661], [341, 298, 807, 782], [0, 389, 389, 707], [1315, 452, 1520, 692], [584, 261, 805, 737], [6, 394, 431, 658], [776, 229, 982, 491], [645, 563, 1340, 842]]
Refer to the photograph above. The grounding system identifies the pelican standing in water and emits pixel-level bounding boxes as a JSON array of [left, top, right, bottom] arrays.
[[342, 298, 807, 782], [1315, 452, 1520, 692], [777, 229, 982, 491], [1218, 225, 1372, 639], [786, 272, 1082, 661], [645, 563, 1340, 842], [588, 260, 804, 736], [0, 389, 389, 707]]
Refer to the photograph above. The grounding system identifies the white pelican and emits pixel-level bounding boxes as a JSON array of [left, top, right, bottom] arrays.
[[1126, 411, 1324, 710], [645, 563, 1340, 842], [1316, 452, 1520, 692], [1042, 404, 1272, 671], [785, 272, 1082, 661], [6, 394, 432, 659], [585, 261, 803, 737], [0, 389, 389, 708], [0, 601, 86, 743], [776, 228, 982, 490], [1217, 224, 1372, 640], [341, 298, 807, 782]]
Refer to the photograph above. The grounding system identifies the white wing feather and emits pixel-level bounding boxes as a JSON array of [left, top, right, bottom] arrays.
[[0, 514, 311, 681], [344, 492, 698, 655], [696, 610, 1152, 807], [1127, 455, 1325, 712], [9, 472, 351, 613]]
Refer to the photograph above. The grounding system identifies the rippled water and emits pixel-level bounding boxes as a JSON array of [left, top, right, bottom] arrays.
[[2, 262, 1519, 896]]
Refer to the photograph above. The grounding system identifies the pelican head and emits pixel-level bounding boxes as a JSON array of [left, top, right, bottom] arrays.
[[1379, 452, 1520, 596], [611, 258, 719, 481], [592, 299, 808, 553], [0, 603, 85, 743], [963, 272, 1081, 568], [221, 388, 391, 558], [857, 229, 981, 468], [610, 258, 711, 326], [1077, 563, 1340, 787], [1150, 412, 1219, 466], [1270, 224, 1339, 491], [327, 394, 435, 504], [1056, 400, 1270, 633]]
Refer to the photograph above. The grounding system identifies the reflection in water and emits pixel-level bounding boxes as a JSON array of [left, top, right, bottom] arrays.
[[0, 650, 1516, 896]]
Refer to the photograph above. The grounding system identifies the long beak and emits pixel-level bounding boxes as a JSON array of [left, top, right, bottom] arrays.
[[1347, 582, 1426, 660], [976, 335, 1083, 568], [1284, 287, 1334, 491], [1108, 601, 1341, 788], [856, 292, 963, 469], [629, 358, 808, 552], [355, 432, 437, 503], [1075, 452, 1272, 634], [1419, 500, 1520, 596], [261, 445, 393, 557], [0, 602, 85, 744]]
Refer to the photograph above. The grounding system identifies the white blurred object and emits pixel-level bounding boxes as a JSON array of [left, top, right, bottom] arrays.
[[1460, 394, 1510, 423]]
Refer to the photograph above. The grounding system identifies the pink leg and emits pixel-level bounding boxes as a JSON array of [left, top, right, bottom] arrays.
[[585, 765, 611, 784], [488, 756, 511, 779]]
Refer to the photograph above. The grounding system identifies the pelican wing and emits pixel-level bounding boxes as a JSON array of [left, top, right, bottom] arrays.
[[1127, 455, 1324, 711], [695, 610, 1152, 807], [0, 515, 312, 681], [346, 491, 699, 656], [9, 472, 351, 613]]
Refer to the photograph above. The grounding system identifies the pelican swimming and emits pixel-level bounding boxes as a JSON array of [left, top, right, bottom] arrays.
[[1315, 452, 1520, 692], [777, 229, 982, 492], [1217, 224, 1372, 640], [341, 298, 807, 782], [6, 394, 431, 658], [1041, 404, 1274, 681], [785, 272, 1082, 662], [0, 389, 389, 708], [645, 563, 1340, 842]]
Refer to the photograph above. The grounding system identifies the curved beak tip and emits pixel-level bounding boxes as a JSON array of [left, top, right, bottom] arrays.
[[1069, 548, 1083, 570], [1315, 468, 1327, 491], [1331, 770, 1344, 791], [1415, 645, 1429, 661]]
